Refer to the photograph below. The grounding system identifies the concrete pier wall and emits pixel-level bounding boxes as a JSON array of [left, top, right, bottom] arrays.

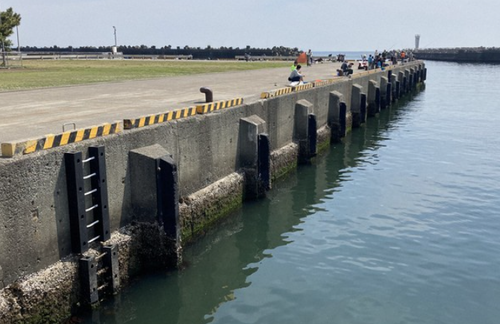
[[415, 48, 500, 63], [0, 61, 424, 322]]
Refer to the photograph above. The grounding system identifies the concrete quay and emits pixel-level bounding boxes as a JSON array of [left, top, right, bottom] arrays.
[[415, 47, 500, 63], [0, 62, 345, 144], [0, 60, 426, 323]]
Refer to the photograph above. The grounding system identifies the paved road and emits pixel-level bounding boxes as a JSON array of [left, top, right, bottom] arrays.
[[0, 61, 351, 143]]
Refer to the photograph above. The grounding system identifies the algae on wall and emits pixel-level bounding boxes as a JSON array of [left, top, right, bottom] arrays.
[[179, 172, 245, 244]]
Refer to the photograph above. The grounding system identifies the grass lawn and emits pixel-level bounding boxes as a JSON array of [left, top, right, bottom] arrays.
[[0, 59, 289, 91]]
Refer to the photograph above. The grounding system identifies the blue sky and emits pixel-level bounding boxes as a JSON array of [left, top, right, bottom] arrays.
[[2, 0, 499, 51]]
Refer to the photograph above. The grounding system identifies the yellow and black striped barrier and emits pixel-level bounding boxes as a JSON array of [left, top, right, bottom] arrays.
[[196, 98, 243, 114], [260, 87, 293, 99], [261, 82, 320, 99], [313, 79, 338, 87], [1, 122, 121, 157], [351, 64, 399, 78], [293, 83, 314, 92], [123, 106, 196, 129]]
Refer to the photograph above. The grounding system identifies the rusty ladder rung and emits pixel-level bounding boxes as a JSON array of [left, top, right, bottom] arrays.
[[95, 251, 108, 261], [96, 267, 110, 276]]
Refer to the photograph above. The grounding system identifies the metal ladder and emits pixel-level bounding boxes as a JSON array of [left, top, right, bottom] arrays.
[[65, 146, 119, 305]]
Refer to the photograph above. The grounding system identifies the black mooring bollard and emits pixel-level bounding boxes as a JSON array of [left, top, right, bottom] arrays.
[[200, 87, 213, 103]]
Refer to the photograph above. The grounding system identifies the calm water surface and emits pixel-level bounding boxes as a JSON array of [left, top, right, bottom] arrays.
[[83, 61, 500, 324]]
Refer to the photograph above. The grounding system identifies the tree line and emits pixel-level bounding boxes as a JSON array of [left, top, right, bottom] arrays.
[[19, 45, 300, 59]]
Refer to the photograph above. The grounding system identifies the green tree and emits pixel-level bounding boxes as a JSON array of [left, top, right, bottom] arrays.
[[0, 7, 21, 66]]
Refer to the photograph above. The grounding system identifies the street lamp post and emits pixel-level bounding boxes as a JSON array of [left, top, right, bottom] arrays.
[[16, 25, 20, 52], [16, 24, 22, 66], [112, 26, 117, 57], [0, 3, 7, 66]]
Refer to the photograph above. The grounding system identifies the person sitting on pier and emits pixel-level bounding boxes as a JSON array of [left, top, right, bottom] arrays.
[[288, 64, 305, 85], [340, 60, 353, 76]]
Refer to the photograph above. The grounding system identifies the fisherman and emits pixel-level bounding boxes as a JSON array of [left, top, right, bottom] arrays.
[[288, 64, 305, 83], [341, 60, 353, 76]]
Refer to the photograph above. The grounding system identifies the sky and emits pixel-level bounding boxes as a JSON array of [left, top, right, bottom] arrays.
[[2, 0, 500, 51]]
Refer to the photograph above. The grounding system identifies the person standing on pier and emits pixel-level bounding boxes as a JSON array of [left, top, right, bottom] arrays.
[[368, 55, 374, 70], [307, 49, 313, 66]]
